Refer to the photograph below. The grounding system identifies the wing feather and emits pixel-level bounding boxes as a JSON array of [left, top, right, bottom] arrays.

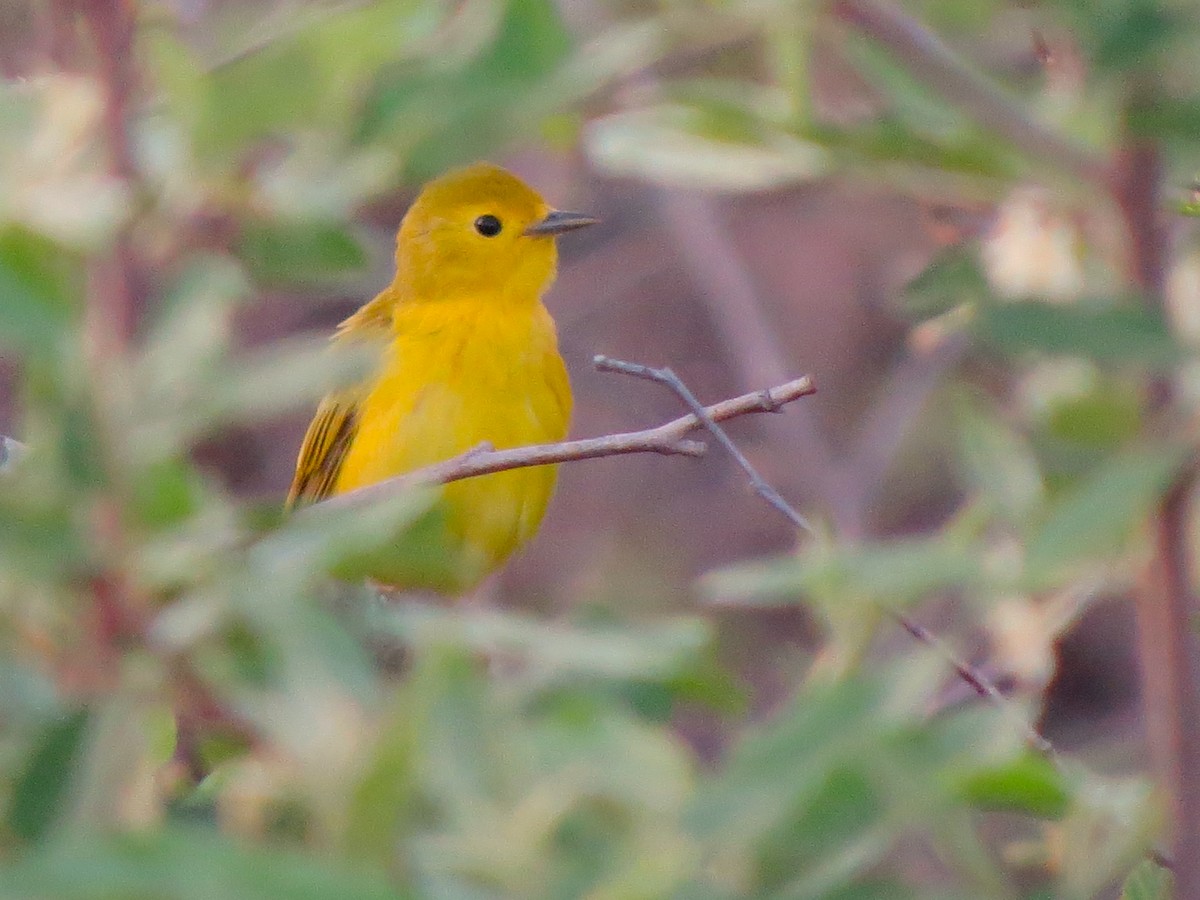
[[285, 392, 359, 508], [285, 288, 396, 509]]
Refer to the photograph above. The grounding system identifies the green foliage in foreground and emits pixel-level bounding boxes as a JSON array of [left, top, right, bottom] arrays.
[[1, 0, 1197, 895]]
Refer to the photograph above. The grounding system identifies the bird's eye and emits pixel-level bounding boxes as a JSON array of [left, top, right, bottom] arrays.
[[474, 214, 502, 237]]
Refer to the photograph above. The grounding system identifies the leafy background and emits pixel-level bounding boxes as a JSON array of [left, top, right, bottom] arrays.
[[0, 0, 1197, 896]]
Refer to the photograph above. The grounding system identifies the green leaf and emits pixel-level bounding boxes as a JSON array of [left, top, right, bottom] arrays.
[[128, 458, 206, 529], [198, 44, 322, 161], [1026, 445, 1186, 578], [905, 251, 991, 320], [956, 752, 1070, 819], [688, 678, 882, 842], [754, 768, 885, 894], [368, 604, 711, 685], [586, 94, 828, 191], [1128, 98, 1200, 141], [1045, 387, 1142, 449], [254, 484, 455, 591], [978, 301, 1179, 366], [0, 494, 88, 579], [0, 227, 80, 359], [8, 709, 89, 843], [954, 392, 1044, 523], [239, 220, 367, 284], [701, 536, 982, 608], [1121, 859, 1173, 900], [1092, 4, 1179, 72], [0, 827, 404, 900]]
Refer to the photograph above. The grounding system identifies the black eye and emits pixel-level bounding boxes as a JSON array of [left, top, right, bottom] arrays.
[[474, 214, 502, 237]]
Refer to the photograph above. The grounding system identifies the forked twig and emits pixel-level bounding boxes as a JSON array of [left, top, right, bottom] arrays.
[[593, 355, 814, 535], [597, 355, 1054, 757]]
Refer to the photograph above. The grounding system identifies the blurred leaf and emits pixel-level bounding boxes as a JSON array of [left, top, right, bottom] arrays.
[[1128, 97, 1200, 141], [1057, 772, 1160, 898], [198, 44, 322, 161], [0, 226, 80, 360], [343, 700, 416, 864], [0, 494, 87, 578], [369, 604, 711, 685], [905, 250, 991, 320], [128, 458, 206, 529], [1045, 386, 1142, 449], [357, 0, 577, 180], [0, 827, 403, 899], [1121, 859, 1173, 900], [239, 220, 367, 284], [754, 768, 886, 896], [252, 484, 452, 591], [978, 301, 1179, 366], [842, 36, 963, 134], [587, 104, 828, 191], [1092, 3, 1179, 72], [1026, 445, 1186, 578], [804, 118, 1020, 183], [956, 752, 1070, 819], [954, 392, 1044, 523], [199, 335, 375, 432], [701, 535, 982, 608], [137, 256, 246, 392], [688, 678, 881, 842], [8, 710, 88, 843]]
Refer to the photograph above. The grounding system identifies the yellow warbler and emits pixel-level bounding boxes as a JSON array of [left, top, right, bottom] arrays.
[[287, 163, 596, 591]]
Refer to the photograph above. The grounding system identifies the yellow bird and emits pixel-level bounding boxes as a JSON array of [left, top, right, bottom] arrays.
[[287, 163, 596, 592]]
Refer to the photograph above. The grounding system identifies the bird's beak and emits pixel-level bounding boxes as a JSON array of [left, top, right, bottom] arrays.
[[524, 210, 599, 236]]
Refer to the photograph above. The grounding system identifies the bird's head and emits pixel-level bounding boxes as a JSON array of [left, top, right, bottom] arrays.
[[394, 163, 596, 304]]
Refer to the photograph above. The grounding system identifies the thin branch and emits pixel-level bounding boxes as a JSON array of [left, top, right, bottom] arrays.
[[830, 0, 1106, 188], [594, 357, 1054, 755], [314, 372, 817, 515], [593, 355, 815, 534], [891, 610, 1054, 757]]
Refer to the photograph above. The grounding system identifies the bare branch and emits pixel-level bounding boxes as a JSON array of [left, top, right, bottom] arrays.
[[891, 609, 1054, 757], [598, 358, 1053, 756], [314, 372, 817, 515], [594, 355, 815, 534]]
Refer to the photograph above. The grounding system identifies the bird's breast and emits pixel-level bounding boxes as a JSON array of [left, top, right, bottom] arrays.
[[334, 298, 571, 587]]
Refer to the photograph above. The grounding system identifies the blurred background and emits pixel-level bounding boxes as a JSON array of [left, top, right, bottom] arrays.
[[0, 0, 1197, 897]]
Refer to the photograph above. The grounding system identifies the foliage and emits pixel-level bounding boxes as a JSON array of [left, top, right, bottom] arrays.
[[0, 0, 1194, 896]]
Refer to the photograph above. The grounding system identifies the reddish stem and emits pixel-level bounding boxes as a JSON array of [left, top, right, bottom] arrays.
[[1113, 137, 1200, 895]]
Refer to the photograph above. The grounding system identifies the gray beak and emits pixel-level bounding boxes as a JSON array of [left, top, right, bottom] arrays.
[[524, 210, 599, 236]]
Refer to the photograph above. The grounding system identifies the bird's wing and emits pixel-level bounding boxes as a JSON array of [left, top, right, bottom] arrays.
[[285, 389, 361, 508], [285, 290, 395, 509]]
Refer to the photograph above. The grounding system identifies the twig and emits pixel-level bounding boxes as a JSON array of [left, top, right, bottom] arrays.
[[593, 355, 815, 535], [891, 609, 1054, 756], [830, 0, 1106, 188], [590, 358, 1054, 755], [314, 373, 817, 515]]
